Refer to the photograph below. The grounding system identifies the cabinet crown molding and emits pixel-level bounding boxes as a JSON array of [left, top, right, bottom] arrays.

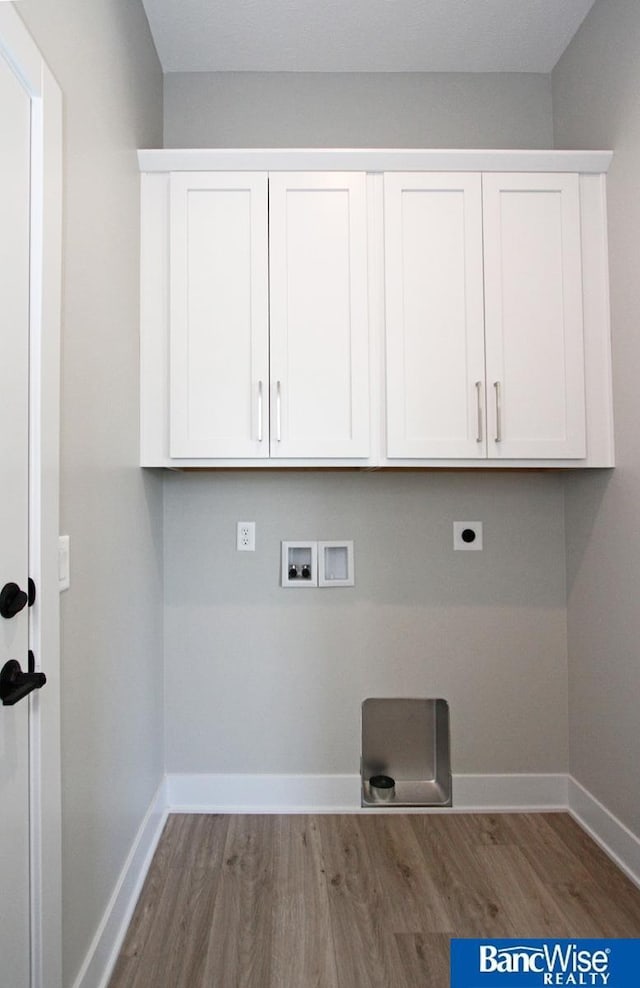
[[138, 148, 613, 175]]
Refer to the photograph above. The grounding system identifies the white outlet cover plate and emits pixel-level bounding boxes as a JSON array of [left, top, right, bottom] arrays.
[[237, 521, 256, 551], [453, 521, 483, 551]]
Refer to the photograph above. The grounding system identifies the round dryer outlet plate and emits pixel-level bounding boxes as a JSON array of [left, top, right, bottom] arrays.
[[453, 521, 483, 551]]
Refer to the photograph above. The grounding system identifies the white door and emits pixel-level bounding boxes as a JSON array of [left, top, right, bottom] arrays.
[[483, 173, 586, 459], [384, 173, 486, 458], [269, 172, 370, 459], [169, 172, 269, 458], [0, 48, 33, 988]]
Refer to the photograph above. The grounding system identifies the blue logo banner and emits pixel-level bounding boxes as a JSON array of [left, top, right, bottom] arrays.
[[451, 938, 640, 987]]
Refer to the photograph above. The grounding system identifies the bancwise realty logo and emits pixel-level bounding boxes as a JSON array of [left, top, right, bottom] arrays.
[[450, 939, 640, 987]]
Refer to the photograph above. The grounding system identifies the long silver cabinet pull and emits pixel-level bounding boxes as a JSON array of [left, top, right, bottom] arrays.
[[475, 381, 483, 443], [276, 380, 282, 442], [257, 380, 263, 443], [494, 381, 502, 443]]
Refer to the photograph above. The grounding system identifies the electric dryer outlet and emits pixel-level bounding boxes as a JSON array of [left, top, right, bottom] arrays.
[[453, 522, 483, 551]]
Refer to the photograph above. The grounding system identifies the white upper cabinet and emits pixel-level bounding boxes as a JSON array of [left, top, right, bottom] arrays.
[[384, 170, 589, 461], [139, 150, 614, 469], [384, 173, 486, 458], [169, 172, 269, 458], [268, 173, 370, 458], [165, 170, 369, 461], [482, 173, 586, 459]]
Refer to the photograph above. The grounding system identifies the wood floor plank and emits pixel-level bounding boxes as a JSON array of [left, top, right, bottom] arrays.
[[158, 865, 221, 988], [409, 814, 514, 936], [473, 844, 572, 937], [118, 866, 207, 988], [544, 876, 640, 938], [448, 812, 517, 847], [200, 814, 276, 988], [318, 815, 410, 988], [269, 816, 340, 988], [502, 812, 593, 886], [495, 813, 631, 936], [542, 812, 640, 934], [545, 812, 640, 894], [355, 814, 454, 933], [108, 812, 640, 988], [393, 933, 451, 986]]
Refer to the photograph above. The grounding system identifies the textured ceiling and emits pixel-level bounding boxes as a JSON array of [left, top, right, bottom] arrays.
[[141, 0, 597, 74]]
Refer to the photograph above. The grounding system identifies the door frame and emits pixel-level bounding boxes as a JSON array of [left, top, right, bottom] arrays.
[[0, 6, 62, 988]]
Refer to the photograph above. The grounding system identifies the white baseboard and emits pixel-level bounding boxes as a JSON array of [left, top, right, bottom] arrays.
[[165, 771, 568, 814], [568, 776, 640, 891], [71, 778, 168, 988], [166, 772, 360, 812], [454, 773, 568, 811]]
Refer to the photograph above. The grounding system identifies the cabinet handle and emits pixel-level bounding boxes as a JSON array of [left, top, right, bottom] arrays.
[[494, 381, 502, 443], [257, 380, 263, 443], [276, 380, 282, 442], [475, 382, 483, 443]]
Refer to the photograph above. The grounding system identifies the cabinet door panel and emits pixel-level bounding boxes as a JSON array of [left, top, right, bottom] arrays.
[[169, 172, 269, 457], [269, 173, 370, 458], [483, 173, 586, 459], [384, 173, 486, 458]]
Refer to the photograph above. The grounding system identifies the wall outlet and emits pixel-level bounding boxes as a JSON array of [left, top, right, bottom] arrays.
[[237, 522, 256, 551], [453, 521, 483, 551]]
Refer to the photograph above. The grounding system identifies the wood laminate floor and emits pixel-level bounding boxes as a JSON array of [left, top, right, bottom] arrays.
[[109, 812, 640, 988]]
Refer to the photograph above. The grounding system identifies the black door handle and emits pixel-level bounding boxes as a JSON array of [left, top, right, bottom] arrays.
[[0, 652, 46, 706], [0, 582, 29, 619]]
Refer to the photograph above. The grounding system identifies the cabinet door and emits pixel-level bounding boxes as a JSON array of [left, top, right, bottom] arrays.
[[169, 172, 269, 458], [384, 173, 486, 458], [269, 173, 370, 458], [483, 173, 586, 459]]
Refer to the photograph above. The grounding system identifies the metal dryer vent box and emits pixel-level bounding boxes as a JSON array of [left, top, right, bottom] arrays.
[[361, 697, 452, 807]]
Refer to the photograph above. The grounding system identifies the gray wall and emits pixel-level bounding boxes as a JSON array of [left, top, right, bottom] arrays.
[[162, 71, 567, 782], [164, 71, 553, 148], [553, 0, 640, 835], [165, 472, 568, 776], [17, 2, 164, 984]]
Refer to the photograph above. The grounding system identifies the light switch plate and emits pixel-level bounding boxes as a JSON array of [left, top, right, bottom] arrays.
[[58, 534, 70, 590]]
